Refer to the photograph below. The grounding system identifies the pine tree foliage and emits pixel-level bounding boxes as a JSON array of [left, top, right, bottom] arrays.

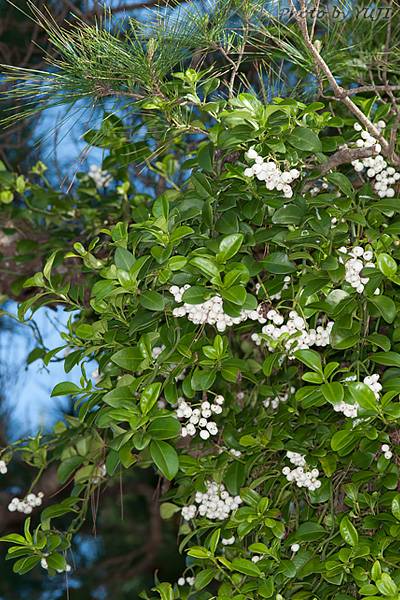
[[1, 2, 400, 600]]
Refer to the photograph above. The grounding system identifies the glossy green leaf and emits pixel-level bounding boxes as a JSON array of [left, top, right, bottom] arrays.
[[321, 382, 344, 405], [377, 253, 397, 277], [340, 516, 358, 546], [139, 290, 165, 311], [195, 569, 217, 590], [140, 382, 162, 414], [149, 440, 179, 480], [231, 558, 261, 577], [148, 417, 181, 439], [372, 352, 400, 368], [218, 233, 244, 262], [288, 126, 322, 152], [262, 252, 296, 274], [348, 382, 377, 411]]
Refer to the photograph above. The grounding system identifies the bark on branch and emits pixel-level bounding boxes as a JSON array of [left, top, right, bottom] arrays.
[[301, 146, 379, 193], [288, 0, 400, 167]]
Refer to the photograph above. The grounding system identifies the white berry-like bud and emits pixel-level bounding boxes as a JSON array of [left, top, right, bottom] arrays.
[[246, 148, 258, 160], [291, 543, 300, 552]]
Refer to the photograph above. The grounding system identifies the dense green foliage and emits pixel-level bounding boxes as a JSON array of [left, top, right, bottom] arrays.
[[1, 2, 400, 599]]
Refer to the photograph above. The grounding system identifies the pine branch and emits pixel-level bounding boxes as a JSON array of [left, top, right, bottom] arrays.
[[287, 0, 400, 167]]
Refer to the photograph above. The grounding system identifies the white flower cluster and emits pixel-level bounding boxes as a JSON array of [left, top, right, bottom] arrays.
[[263, 386, 295, 409], [0, 459, 7, 474], [218, 446, 242, 458], [41, 553, 72, 574], [8, 491, 44, 514], [181, 481, 243, 521], [310, 182, 329, 197], [282, 452, 322, 492], [88, 165, 113, 189], [338, 245, 379, 294], [170, 285, 267, 332], [352, 121, 400, 198], [256, 277, 291, 301], [177, 395, 224, 440], [244, 148, 301, 199], [152, 345, 186, 382], [178, 576, 195, 587], [251, 309, 333, 357], [334, 374, 381, 418], [382, 443, 393, 460], [222, 535, 235, 545]]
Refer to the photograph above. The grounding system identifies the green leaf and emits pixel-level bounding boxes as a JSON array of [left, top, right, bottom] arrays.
[[369, 296, 396, 323], [148, 417, 181, 439], [372, 352, 400, 368], [181, 286, 209, 304], [321, 382, 344, 405], [168, 256, 187, 271], [114, 247, 135, 271], [240, 487, 261, 508], [189, 256, 220, 280], [392, 494, 400, 521], [218, 233, 244, 262], [325, 173, 354, 198], [272, 205, 303, 225], [348, 382, 377, 411], [43, 250, 59, 282], [340, 516, 358, 546], [258, 578, 275, 598], [111, 348, 144, 371], [366, 333, 391, 351], [57, 456, 86, 484], [297, 522, 328, 541], [187, 546, 211, 558], [208, 529, 220, 553], [195, 569, 217, 590], [150, 440, 179, 480], [140, 382, 162, 414], [152, 582, 174, 600], [376, 573, 397, 596], [159, 502, 181, 519], [231, 558, 261, 577], [191, 368, 216, 391], [191, 171, 212, 197], [139, 291, 165, 311], [51, 382, 80, 397], [377, 253, 397, 277], [331, 430, 355, 451], [13, 556, 41, 574], [220, 285, 246, 305], [46, 553, 67, 570], [75, 324, 94, 340], [0, 534, 28, 545], [262, 252, 296, 274], [288, 127, 322, 152], [225, 461, 246, 495], [294, 349, 323, 374]]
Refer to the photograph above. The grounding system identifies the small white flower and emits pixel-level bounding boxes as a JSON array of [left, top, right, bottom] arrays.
[[291, 543, 300, 552]]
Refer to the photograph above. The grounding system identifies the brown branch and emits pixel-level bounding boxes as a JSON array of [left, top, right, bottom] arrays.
[[288, 0, 400, 167], [301, 146, 379, 193]]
